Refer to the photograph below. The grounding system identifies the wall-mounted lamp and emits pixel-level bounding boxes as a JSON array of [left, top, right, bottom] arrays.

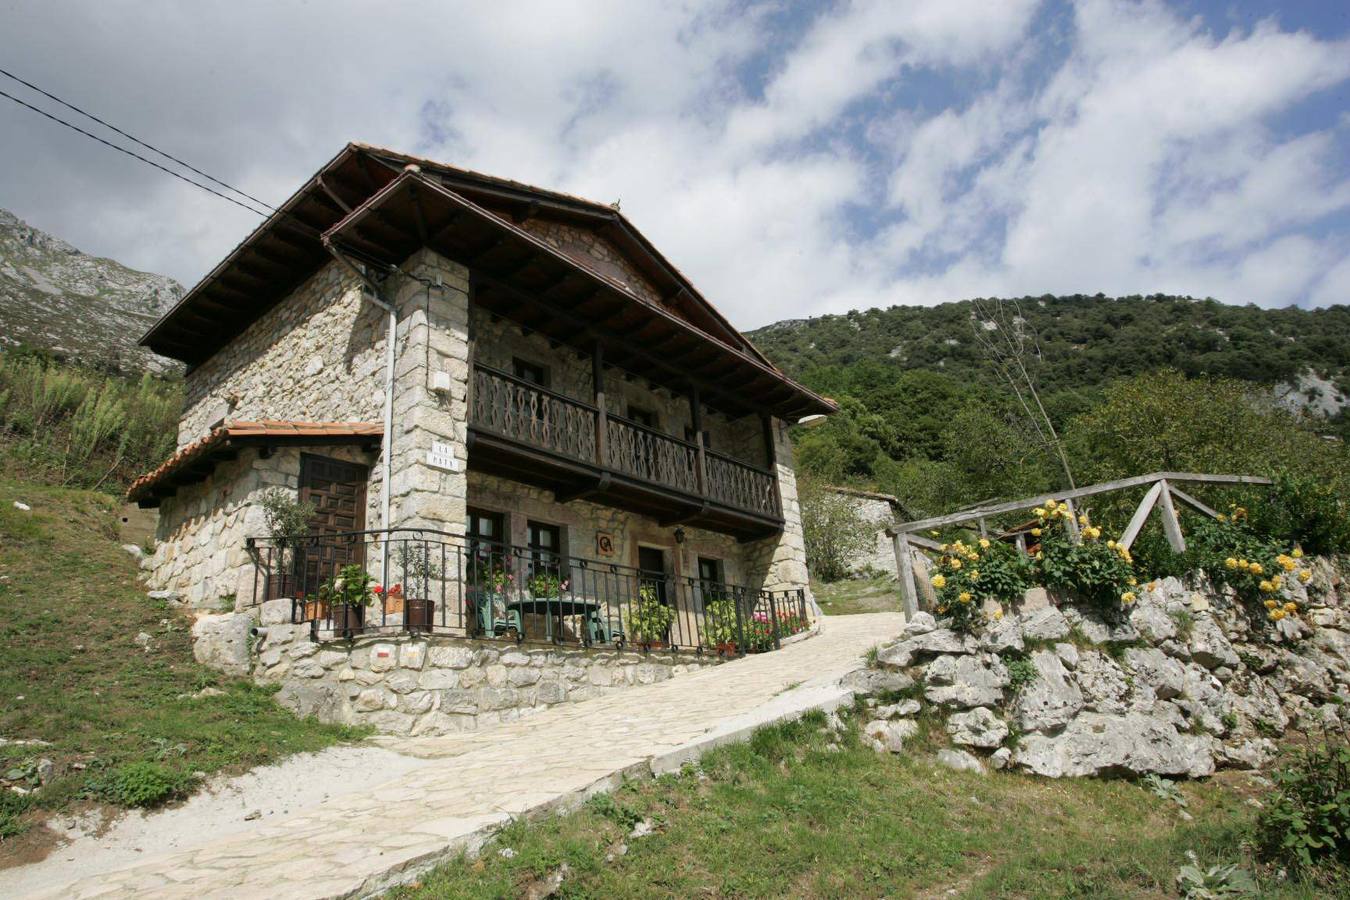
[[674, 527, 686, 544]]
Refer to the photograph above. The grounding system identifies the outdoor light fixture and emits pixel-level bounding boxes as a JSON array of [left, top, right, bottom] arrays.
[[674, 527, 686, 544]]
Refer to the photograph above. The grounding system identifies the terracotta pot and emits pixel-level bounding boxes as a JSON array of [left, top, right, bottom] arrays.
[[405, 598, 435, 629], [637, 639, 668, 651], [715, 641, 739, 656], [302, 599, 330, 621], [331, 604, 365, 636]]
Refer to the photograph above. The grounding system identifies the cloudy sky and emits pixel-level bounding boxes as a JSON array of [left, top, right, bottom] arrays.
[[1, 0, 1348, 328]]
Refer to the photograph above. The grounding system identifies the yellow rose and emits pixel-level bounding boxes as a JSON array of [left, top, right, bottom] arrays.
[[1033, 507, 1046, 518], [1292, 547, 1303, 559], [959, 591, 972, 604], [931, 574, 946, 589], [1284, 602, 1298, 613], [979, 538, 990, 549], [1250, 563, 1264, 575], [950, 558, 962, 570], [1298, 569, 1312, 583], [1216, 513, 1227, 522], [1238, 559, 1249, 570], [1264, 599, 1278, 609], [970, 570, 980, 581], [993, 610, 1004, 620], [1272, 575, 1283, 588], [1121, 591, 1136, 604], [1031, 528, 1042, 537], [1224, 557, 1238, 569], [1258, 580, 1274, 593], [1036, 551, 1044, 560], [1127, 577, 1137, 586], [1107, 539, 1117, 549]]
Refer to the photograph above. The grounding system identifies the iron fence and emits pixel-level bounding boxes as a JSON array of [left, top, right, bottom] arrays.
[[246, 528, 810, 655]]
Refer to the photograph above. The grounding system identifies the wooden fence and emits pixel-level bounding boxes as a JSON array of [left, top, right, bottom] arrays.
[[887, 472, 1273, 617]]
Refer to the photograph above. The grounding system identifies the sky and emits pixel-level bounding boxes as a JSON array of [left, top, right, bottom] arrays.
[[1, 0, 1348, 330]]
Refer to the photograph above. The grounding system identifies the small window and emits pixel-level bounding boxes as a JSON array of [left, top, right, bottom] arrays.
[[627, 405, 657, 429], [513, 358, 548, 387], [684, 427, 711, 449], [697, 557, 723, 584], [467, 508, 507, 576], [527, 520, 562, 577]]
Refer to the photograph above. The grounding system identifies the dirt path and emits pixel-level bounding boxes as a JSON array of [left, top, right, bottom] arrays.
[[14, 613, 903, 899]]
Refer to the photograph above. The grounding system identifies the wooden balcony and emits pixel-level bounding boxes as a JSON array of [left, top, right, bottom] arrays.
[[468, 364, 783, 540]]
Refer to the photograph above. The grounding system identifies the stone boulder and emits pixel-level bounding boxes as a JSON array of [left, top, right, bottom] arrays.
[[842, 668, 915, 696], [924, 653, 1009, 708], [1074, 651, 1130, 714], [1014, 712, 1215, 778], [1128, 597, 1177, 643], [936, 748, 985, 774], [877, 629, 978, 669], [1123, 647, 1186, 700], [979, 615, 1024, 654], [903, 612, 937, 636], [1012, 650, 1083, 732], [946, 707, 1008, 748], [1188, 617, 1240, 670], [191, 611, 258, 676], [1019, 606, 1070, 641], [1063, 607, 1139, 645], [864, 718, 918, 753]]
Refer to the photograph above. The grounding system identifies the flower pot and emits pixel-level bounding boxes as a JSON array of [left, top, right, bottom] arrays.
[[331, 604, 365, 636], [302, 599, 330, 621], [715, 641, 739, 656], [637, 639, 668, 651], [405, 597, 435, 629]]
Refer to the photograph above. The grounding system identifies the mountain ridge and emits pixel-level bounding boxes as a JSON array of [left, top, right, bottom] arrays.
[[0, 207, 183, 374]]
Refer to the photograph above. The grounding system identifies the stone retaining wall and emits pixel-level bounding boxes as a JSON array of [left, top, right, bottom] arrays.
[[855, 557, 1350, 778], [217, 600, 724, 737]]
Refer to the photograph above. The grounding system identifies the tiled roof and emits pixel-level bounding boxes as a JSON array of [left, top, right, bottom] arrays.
[[127, 420, 381, 504]]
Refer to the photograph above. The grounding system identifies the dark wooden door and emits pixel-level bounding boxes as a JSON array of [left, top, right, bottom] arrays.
[[638, 546, 668, 607], [297, 454, 369, 595]]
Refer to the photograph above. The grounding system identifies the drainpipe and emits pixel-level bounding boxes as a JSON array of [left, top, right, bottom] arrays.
[[322, 240, 397, 550]]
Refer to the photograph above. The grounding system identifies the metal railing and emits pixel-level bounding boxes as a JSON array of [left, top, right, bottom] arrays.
[[247, 528, 811, 654]]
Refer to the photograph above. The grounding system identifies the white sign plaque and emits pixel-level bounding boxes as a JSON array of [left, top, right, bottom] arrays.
[[426, 441, 461, 472]]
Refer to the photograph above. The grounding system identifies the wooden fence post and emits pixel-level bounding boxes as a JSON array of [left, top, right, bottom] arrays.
[[1158, 479, 1187, 553], [1119, 480, 1163, 550], [893, 531, 919, 619]]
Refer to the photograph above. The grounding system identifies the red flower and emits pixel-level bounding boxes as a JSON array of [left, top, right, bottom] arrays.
[[373, 585, 385, 595]]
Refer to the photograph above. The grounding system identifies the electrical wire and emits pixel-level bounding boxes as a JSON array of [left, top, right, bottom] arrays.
[[0, 66, 277, 213]]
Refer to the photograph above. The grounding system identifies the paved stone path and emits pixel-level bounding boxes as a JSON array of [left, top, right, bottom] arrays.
[[27, 613, 902, 899]]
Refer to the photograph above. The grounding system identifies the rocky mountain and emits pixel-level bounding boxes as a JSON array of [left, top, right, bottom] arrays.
[[0, 207, 183, 373]]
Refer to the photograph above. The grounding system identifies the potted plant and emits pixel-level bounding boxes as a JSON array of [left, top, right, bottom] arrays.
[[318, 563, 375, 636], [259, 488, 315, 601], [469, 561, 515, 636], [704, 597, 740, 655], [527, 571, 568, 599], [630, 583, 675, 650], [396, 543, 441, 629]]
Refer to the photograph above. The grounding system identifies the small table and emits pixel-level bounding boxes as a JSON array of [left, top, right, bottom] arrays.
[[505, 596, 614, 644]]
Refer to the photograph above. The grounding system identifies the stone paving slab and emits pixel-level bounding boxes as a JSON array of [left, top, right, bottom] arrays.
[[22, 613, 902, 900]]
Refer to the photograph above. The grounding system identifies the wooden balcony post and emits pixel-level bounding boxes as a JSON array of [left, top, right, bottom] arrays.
[[690, 385, 707, 495], [592, 342, 608, 468]]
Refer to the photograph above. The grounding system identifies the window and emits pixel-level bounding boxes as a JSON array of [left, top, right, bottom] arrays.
[[627, 405, 657, 429], [527, 520, 562, 579], [697, 557, 723, 584], [513, 358, 548, 387], [467, 508, 507, 586], [684, 427, 712, 449]]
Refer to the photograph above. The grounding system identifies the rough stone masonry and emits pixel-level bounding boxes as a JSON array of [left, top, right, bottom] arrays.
[[853, 556, 1350, 778]]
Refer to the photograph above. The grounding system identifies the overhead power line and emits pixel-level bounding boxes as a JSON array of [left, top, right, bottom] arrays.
[[0, 67, 278, 213], [0, 85, 270, 218]]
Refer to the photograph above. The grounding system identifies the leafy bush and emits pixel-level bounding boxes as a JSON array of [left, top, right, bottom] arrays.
[[317, 563, 376, 609], [1256, 728, 1350, 872], [1004, 653, 1038, 691], [1175, 857, 1257, 898], [0, 352, 179, 492], [704, 597, 739, 646], [930, 537, 1030, 632], [1187, 511, 1312, 627], [1032, 500, 1137, 614], [629, 584, 675, 645], [799, 478, 879, 582], [101, 761, 192, 808], [1249, 472, 1350, 556]]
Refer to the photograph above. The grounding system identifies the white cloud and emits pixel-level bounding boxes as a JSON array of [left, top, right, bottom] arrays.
[[0, 0, 1346, 330]]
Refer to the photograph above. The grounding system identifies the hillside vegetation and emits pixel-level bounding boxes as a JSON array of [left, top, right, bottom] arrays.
[[0, 480, 360, 849], [747, 296, 1350, 522]]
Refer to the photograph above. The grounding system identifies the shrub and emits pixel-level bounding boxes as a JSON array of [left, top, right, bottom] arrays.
[[799, 478, 878, 582], [102, 761, 191, 808], [317, 563, 376, 609], [1256, 728, 1350, 872], [1187, 511, 1312, 628], [1032, 499, 1137, 614], [929, 537, 1030, 633], [1249, 471, 1350, 557]]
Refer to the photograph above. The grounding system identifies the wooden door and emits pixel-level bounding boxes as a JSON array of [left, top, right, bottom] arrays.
[[297, 454, 369, 596]]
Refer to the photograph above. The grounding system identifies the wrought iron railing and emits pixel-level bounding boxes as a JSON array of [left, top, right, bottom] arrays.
[[469, 364, 780, 519], [247, 528, 811, 654]]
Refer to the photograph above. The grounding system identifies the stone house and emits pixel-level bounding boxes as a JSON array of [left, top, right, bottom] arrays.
[[129, 143, 833, 658]]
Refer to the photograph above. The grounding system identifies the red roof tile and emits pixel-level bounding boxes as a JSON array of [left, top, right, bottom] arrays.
[[127, 420, 381, 504]]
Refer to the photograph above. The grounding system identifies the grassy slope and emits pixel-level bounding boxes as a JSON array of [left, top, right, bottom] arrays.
[[0, 479, 361, 845], [812, 575, 900, 616], [394, 710, 1335, 899]]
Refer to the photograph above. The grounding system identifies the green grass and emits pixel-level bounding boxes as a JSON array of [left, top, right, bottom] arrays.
[[0, 479, 364, 842], [391, 708, 1341, 899], [813, 575, 900, 616]]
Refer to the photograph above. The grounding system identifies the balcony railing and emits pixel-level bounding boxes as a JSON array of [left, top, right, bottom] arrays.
[[248, 529, 811, 655], [470, 363, 780, 520]]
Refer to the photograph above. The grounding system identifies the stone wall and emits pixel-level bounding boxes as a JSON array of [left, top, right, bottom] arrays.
[[248, 600, 721, 736], [746, 417, 812, 597], [146, 445, 378, 608], [856, 558, 1350, 778], [828, 488, 901, 578], [178, 262, 385, 449]]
